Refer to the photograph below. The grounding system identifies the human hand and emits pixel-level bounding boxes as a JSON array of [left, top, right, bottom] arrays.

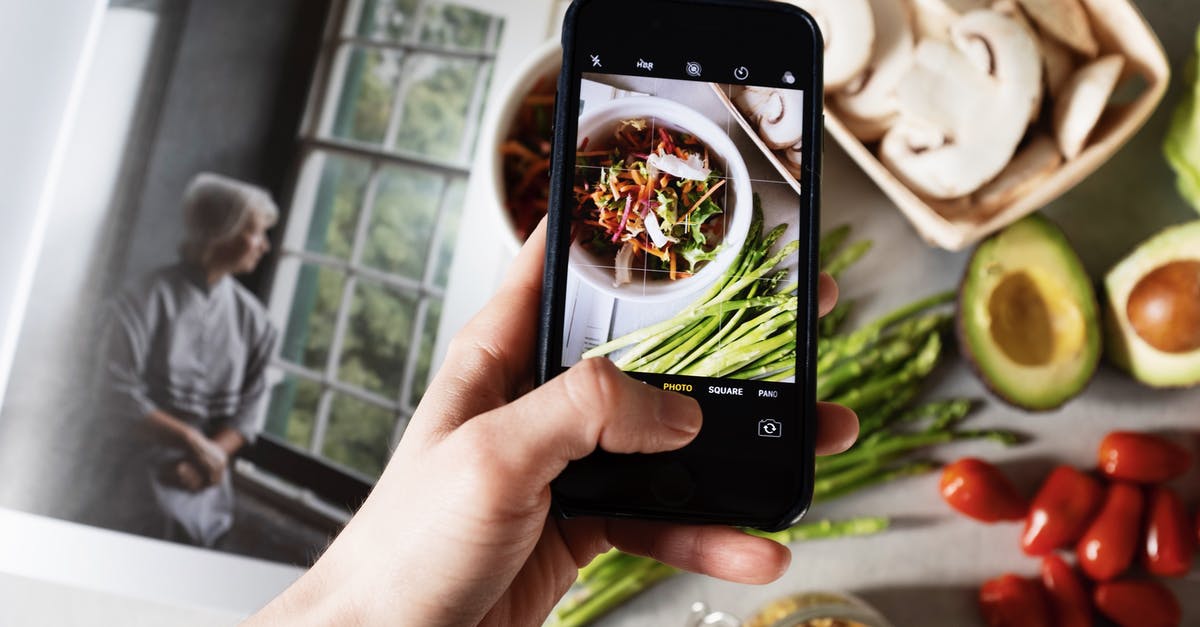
[[174, 459, 206, 492], [183, 428, 228, 486], [248, 220, 858, 626]]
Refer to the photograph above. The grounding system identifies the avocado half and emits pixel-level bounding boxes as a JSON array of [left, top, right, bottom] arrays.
[[1105, 220, 1200, 388], [957, 214, 1101, 410]]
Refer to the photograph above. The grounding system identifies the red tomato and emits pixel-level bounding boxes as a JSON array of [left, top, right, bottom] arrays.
[[1144, 486, 1195, 577], [940, 458, 1028, 522], [1098, 432, 1191, 483], [1077, 482, 1143, 581], [979, 574, 1053, 627], [1040, 554, 1092, 627], [1021, 465, 1104, 556], [1094, 579, 1181, 627]]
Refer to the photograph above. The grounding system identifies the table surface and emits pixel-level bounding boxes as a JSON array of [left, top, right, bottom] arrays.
[[557, 1, 1200, 625]]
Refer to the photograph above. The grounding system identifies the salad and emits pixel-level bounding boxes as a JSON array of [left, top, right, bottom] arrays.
[[500, 74, 556, 242], [573, 117, 727, 286]]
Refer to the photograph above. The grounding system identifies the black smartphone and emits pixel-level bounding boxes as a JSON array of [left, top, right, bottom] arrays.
[[538, 0, 823, 531]]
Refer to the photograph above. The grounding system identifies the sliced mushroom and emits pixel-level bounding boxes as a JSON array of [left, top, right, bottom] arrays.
[[790, 0, 875, 89], [909, 0, 988, 41], [975, 1, 1042, 123], [972, 134, 1063, 211], [881, 10, 1042, 199], [1015, 0, 1098, 57], [784, 140, 804, 171], [833, 0, 914, 139], [1054, 53, 1124, 159], [734, 86, 775, 121], [1038, 27, 1078, 99], [839, 110, 895, 143], [758, 90, 806, 150]]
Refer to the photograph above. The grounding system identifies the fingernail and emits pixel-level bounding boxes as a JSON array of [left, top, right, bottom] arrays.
[[657, 392, 701, 435]]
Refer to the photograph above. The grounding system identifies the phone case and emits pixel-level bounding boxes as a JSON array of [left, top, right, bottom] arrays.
[[538, 0, 824, 531]]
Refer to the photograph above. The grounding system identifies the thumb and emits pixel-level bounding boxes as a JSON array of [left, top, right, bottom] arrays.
[[457, 358, 702, 487]]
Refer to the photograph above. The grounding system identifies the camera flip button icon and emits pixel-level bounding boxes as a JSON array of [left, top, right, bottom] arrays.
[[758, 418, 782, 438]]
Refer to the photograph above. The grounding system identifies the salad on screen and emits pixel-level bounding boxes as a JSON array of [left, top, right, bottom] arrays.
[[573, 118, 728, 286]]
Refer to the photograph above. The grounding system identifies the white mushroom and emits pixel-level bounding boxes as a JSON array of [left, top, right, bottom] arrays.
[[1054, 53, 1124, 159], [789, 0, 875, 90], [971, 1, 1043, 123], [1038, 27, 1078, 99], [757, 90, 806, 150], [734, 86, 776, 121], [784, 140, 804, 171], [833, 0, 915, 141], [1015, 0, 1098, 57], [909, 0, 988, 41], [972, 134, 1063, 211], [880, 10, 1042, 199]]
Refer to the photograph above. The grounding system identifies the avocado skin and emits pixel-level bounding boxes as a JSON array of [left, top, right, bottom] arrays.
[[1104, 220, 1200, 388], [956, 214, 1101, 411]]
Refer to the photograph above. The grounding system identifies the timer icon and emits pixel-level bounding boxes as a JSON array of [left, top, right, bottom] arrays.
[[733, 66, 750, 81]]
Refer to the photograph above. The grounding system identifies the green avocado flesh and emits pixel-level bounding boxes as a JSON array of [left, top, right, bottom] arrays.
[[1105, 220, 1200, 388], [958, 214, 1101, 410]]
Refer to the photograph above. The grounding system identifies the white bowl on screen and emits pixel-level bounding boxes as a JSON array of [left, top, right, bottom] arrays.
[[569, 96, 753, 303]]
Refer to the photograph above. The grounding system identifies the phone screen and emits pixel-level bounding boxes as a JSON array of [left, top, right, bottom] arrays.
[[543, 0, 821, 529]]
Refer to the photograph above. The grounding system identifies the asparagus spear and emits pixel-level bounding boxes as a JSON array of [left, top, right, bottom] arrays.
[[823, 239, 873, 279], [818, 224, 852, 268]]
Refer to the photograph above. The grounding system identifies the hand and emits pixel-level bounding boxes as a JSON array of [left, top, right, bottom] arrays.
[[183, 428, 228, 487], [247, 220, 858, 626], [174, 460, 206, 492]]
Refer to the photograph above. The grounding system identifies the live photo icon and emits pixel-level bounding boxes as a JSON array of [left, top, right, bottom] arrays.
[[782, 71, 796, 85]]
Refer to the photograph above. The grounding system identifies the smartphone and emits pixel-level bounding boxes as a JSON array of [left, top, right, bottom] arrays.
[[538, 0, 823, 531]]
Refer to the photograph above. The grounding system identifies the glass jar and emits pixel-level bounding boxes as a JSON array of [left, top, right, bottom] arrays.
[[742, 592, 893, 627]]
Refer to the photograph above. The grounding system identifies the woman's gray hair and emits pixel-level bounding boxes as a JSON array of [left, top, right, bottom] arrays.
[[179, 172, 279, 265]]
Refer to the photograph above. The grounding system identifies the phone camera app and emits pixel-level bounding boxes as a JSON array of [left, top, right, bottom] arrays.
[[758, 418, 782, 438]]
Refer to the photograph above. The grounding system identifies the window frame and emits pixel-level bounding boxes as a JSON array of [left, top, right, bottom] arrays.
[[242, 0, 555, 513]]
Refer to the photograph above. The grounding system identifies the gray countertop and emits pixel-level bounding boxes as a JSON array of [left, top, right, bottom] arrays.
[[596, 1, 1200, 625]]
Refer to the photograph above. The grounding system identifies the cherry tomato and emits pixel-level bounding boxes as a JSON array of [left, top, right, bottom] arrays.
[[978, 573, 1052, 627], [1143, 486, 1195, 577], [1098, 432, 1191, 484], [1076, 482, 1143, 581], [1040, 554, 1092, 627], [1021, 465, 1104, 556], [941, 458, 1028, 522], [1094, 579, 1181, 627]]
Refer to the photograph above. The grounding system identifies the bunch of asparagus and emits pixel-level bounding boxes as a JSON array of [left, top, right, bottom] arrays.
[[551, 214, 1020, 627]]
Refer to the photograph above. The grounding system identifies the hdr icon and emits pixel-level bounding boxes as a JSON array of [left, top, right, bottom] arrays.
[[636, 58, 654, 71]]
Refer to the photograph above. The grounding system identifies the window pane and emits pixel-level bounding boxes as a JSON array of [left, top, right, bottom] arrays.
[[305, 153, 370, 259], [352, 0, 419, 42], [338, 280, 417, 396], [362, 166, 443, 279], [391, 54, 485, 161], [328, 46, 402, 146], [322, 393, 396, 478], [264, 374, 322, 450], [433, 176, 467, 288], [418, 3, 499, 51], [280, 264, 345, 371], [408, 298, 442, 408]]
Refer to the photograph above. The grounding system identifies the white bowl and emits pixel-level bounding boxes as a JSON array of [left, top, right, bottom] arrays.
[[481, 40, 562, 255], [569, 96, 753, 303]]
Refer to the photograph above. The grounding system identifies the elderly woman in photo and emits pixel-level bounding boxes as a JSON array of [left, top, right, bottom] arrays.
[[100, 173, 279, 547]]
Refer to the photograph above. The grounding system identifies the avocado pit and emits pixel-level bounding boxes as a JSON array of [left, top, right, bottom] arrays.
[[1126, 260, 1200, 354], [988, 271, 1056, 366]]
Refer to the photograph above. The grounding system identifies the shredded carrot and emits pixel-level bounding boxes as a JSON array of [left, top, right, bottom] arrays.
[[682, 179, 726, 222], [669, 250, 677, 280], [501, 141, 541, 162], [631, 169, 645, 186], [576, 150, 613, 157]]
